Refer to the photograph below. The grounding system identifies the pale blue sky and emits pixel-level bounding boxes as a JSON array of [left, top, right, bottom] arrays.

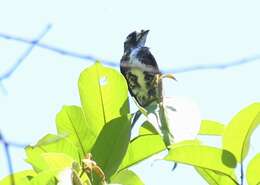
[[0, 0, 260, 184]]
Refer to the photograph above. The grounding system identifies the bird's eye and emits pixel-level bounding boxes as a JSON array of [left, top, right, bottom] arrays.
[[127, 31, 136, 40]]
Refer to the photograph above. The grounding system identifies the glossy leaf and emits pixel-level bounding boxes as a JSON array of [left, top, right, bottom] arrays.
[[91, 116, 131, 179], [57, 167, 91, 185], [111, 170, 144, 185], [164, 141, 237, 184], [247, 154, 260, 185], [196, 167, 238, 185], [41, 153, 74, 170], [139, 121, 158, 135], [36, 134, 79, 160], [30, 154, 75, 185], [199, 120, 225, 136], [25, 146, 49, 172], [30, 170, 57, 185], [223, 103, 260, 162], [56, 105, 96, 157], [72, 170, 85, 185], [78, 62, 129, 137], [25, 134, 79, 172], [0, 170, 36, 185], [119, 135, 165, 171]]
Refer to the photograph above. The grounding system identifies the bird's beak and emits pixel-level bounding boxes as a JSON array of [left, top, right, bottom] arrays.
[[140, 30, 149, 40], [141, 29, 149, 36], [137, 30, 149, 46]]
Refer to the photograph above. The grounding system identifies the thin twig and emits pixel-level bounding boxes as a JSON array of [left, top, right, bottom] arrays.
[[0, 132, 15, 185], [0, 31, 117, 68], [240, 162, 244, 185], [155, 74, 174, 147], [0, 82, 7, 95], [3, 143, 14, 185], [7, 141, 27, 148], [0, 24, 52, 81], [169, 54, 260, 74], [0, 31, 260, 79]]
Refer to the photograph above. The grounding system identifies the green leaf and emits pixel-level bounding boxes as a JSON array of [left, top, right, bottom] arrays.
[[199, 120, 225, 136], [25, 146, 49, 172], [57, 167, 91, 185], [35, 133, 68, 146], [36, 134, 79, 160], [41, 153, 74, 170], [119, 135, 165, 171], [164, 141, 238, 184], [223, 103, 260, 162], [91, 116, 131, 179], [0, 170, 36, 185], [30, 154, 75, 185], [195, 167, 238, 185], [72, 170, 84, 185], [111, 170, 144, 185], [78, 62, 129, 137], [247, 154, 260, 185], [139, 121, 158, 135], [30, 170, 57, 185], [56, 105, 96, 157], [25, 134, 79, 172]]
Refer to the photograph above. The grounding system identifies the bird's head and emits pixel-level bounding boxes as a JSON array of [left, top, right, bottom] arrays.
[[124, 30, 149, 53]]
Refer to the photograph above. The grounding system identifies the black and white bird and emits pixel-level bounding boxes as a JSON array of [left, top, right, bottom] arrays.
[[120, 30, 161, 108]]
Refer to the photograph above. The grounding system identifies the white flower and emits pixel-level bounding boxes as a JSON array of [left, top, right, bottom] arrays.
[[147, 96, 201, 143], [57, 168, 73, 185]]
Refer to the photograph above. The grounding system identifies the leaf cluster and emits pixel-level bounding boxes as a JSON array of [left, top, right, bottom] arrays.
[[1, 63, 259, 185]]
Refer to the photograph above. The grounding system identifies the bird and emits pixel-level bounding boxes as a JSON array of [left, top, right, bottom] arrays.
[[120, 30, 161, 108], [120, 31, 178, 170]]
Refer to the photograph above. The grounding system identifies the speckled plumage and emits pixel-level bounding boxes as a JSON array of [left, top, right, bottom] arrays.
[[120, 30, 161, 107]]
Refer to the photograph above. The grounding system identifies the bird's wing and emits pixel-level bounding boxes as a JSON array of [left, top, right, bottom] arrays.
[[120, 54, 137, 101], [136, 47, 160, 74], [120, 54, 129, 75]]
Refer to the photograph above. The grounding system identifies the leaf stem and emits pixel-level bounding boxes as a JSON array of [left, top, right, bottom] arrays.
[[157, 75, 174, 147]]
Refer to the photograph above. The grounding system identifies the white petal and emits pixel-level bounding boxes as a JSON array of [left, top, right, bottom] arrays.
[[163, 96, 201, 143], [57, 168, 73, 185], [147, 96, 201, 143]]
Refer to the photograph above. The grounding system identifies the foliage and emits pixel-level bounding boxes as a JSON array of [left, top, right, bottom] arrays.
[[0, 62, 259, 185], [246, 154, 260, 185]]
